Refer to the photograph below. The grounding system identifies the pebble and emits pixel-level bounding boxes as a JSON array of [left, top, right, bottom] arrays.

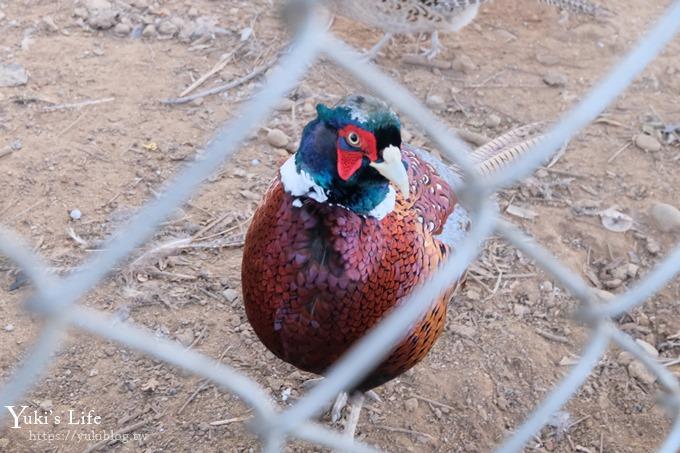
[[69, 209, 82, 220], [175, 330, 194, 347], [4, 324, 14, 332], [485, 114, 501, 128], [0, 63, 28, 87], [627, 360, 656, 385], [267, 129, 290, 149], [87, 10, 119, 30], [451, 54, 476, 74], [617, 351, 634, 366], [42, 16, 59, 32], [635, 339, 659, 357], [157, 20, 178, 36], [448, 323, 476, 339], [142, 24, 157, 38], [646, 237, 662, 255], [113, 22, 131, 36], [222, 288, 239, 303], [425, 94, 445, 110], [39, 399, 53, 412], [87, 0, 112, 9], [635, 133, 662, 152], [276, 99, 295, 112], [513, 304, 530, 317], [536, 52, 560, 66], [404, 397, 418, 412], [543, 72, 568, 87], [650, 202, 680, 232]]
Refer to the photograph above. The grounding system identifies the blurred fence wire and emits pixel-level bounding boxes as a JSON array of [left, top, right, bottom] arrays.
[[2, 0, 680, 451]]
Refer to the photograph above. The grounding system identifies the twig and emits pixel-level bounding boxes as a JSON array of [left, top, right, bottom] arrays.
[[188, 325, 208, 349], [67, 227, 90, 248], [410, 394, 456, 412], [148, 270, 198, 281], [161, 62, 274, 105], [544, 168, 585, 178], [177, 380, 211, 415], [0, 147, 15, 159], [401, 54, 452, 70], [42, 97, 115, 113], [7, 200, 44, 222], [607, 141, 632, 163], [179, 43, 247, 97], [58, 112, 86, 137], [535, 328, 571, 345], [210, 414, 253, 426], [374, 425, 436, 441], [192, 210, 235, 240]]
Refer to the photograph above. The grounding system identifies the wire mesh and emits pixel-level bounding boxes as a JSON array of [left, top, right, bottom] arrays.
[[1, 0, 680, 451]]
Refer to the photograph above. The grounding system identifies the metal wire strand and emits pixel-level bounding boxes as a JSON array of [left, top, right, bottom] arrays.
[[0, 0, 679, 451]]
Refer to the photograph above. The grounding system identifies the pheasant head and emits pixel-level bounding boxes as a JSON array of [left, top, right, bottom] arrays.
[[281, 95, 409, 220]]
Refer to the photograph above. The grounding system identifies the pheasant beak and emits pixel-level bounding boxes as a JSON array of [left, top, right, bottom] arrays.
[[370, 145, 410, 200]]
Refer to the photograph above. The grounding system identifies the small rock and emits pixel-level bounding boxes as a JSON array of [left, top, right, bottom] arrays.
[[223, 288, 239, 303], [69, 209, 82, 220], [513, 304, 530, 317], [141, 24, 157, 38], [267, 129, 290, 149], [539, 281, 554, 293], [635, 133, 661, 152], [451, 54, 476, 74], [448, 323, 476, 339], [617, 351, 634, 366], [627, 360, 656, 385], [87, 10, 119, 30], [425, 94, 445, 110], [86, 0, 112, 10], [543, 72, 568, 87], [39, 400, 53, 412], [74, 7, 89, 19], [646, 237, 662, 255], [635, 339, 659, 358], [536, 52, 560, 66], [157, 20, 178, 36], [113, 22, 131, 36], [485, 114, 501, 128], [276, 99, 295, 112], [603, 279, 623, 290], [42, 16, 59, 32], [404, 397, 419, 412], [4, 324, 14, 332], [650, 202, 680, 232], [175, 330, 194, 347], [0, 63, 28, 87], [240, 190, 260, 201]]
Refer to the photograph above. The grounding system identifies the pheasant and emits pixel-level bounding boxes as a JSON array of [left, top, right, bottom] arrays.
[[241, 94, 545, 438], [326, 0, 611, 60]]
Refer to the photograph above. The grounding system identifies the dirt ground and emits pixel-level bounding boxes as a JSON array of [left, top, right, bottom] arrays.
[[1, 0, 679, 451]]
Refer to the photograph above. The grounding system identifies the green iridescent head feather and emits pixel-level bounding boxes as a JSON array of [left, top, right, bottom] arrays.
[[316, 94, 401, 133]]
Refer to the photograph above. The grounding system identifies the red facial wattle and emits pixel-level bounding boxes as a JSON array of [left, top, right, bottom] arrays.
[[337, 125, 378, 181]]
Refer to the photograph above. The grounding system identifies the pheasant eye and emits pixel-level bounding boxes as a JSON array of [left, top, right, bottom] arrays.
[[346, 132, 361, 147]]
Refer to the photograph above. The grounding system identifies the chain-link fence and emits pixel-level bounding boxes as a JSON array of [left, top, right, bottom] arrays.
[[1, 0, 680, 451]]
